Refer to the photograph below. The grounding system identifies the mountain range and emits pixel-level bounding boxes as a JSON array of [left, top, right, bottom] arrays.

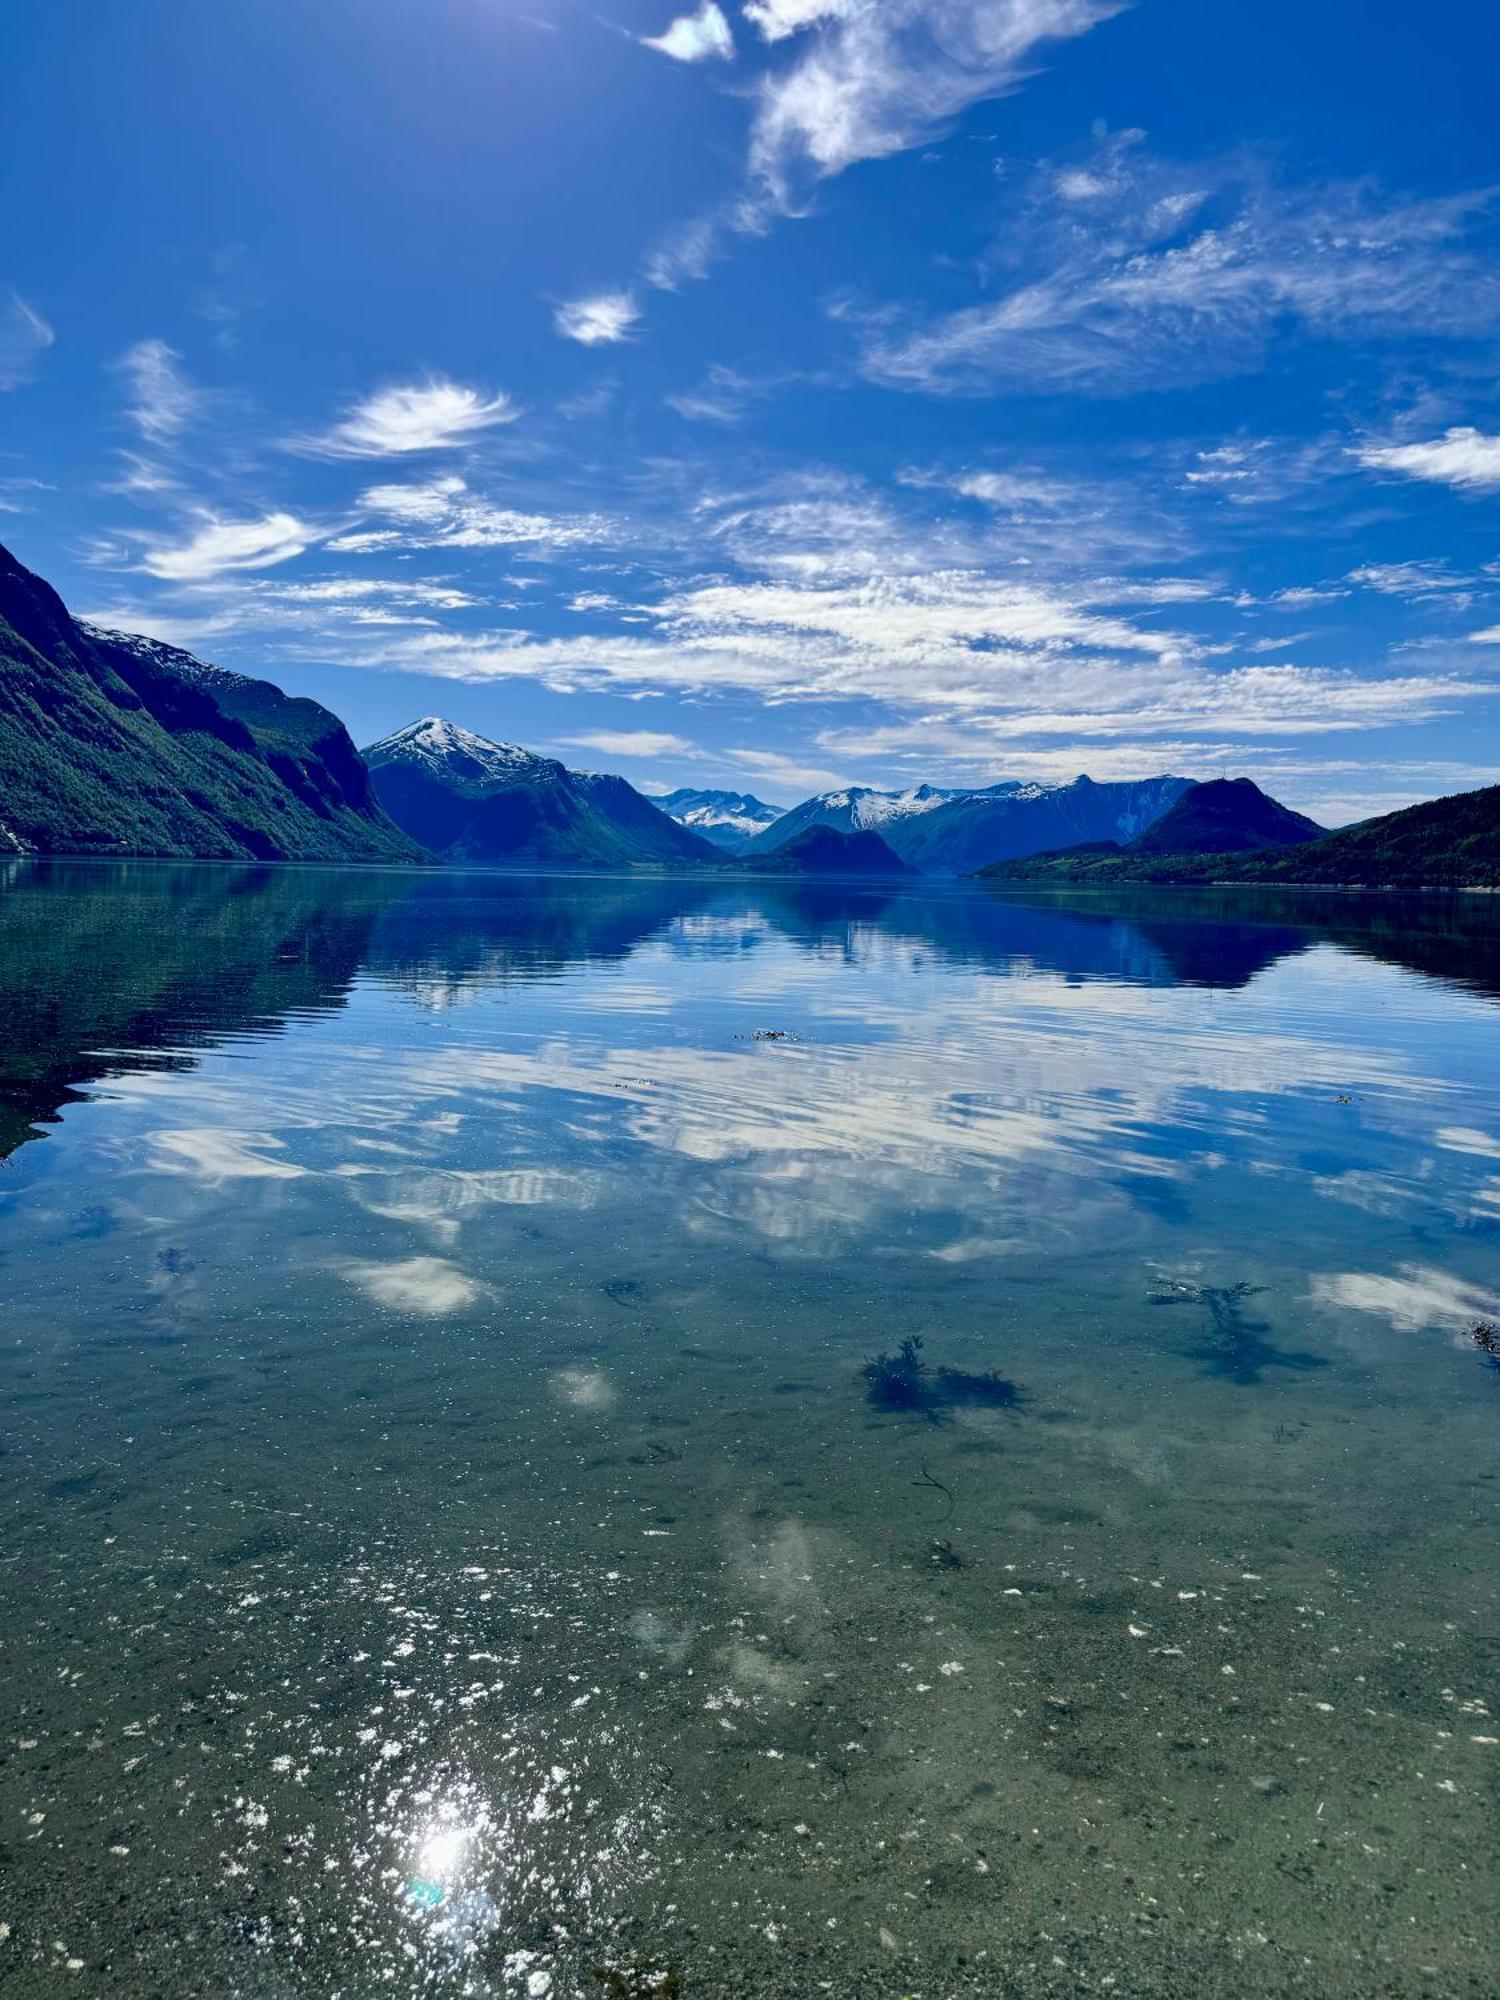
[[722, 773, 1195, 873], [3, 540, 1497, 885], [981, 778, 1500, 888], [652, 787, 785, 849], [362, 716, 717, 867]]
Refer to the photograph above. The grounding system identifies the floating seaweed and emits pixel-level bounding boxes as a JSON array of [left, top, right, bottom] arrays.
[[1471, 1320, 1500, 1373], [861, 1335, 1020, 1418], [1149, 1278, 1328, 1386]]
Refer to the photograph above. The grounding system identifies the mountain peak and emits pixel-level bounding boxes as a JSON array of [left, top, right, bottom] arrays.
[[363, 716, 547, 782]]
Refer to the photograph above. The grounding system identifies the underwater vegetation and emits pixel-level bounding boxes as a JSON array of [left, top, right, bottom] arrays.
[[1149, 1279, 1328, 1386], [590, 1965, 681, 1998], [861, 1335, 1020, 1417]]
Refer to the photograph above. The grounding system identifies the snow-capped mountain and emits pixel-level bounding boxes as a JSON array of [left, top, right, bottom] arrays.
[[361, 717, 718, 867], [78, 622, 257, 696], [654, 787, 786, 851], [362, 716, 551, 788], [742, 774, 1196, 873]]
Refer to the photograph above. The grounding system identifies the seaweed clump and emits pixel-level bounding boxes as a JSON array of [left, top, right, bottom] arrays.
[[861, 1335, 1019, 1417], [1149, 1278, 1327, 1386], [1471, 1320, 1500, 1372]]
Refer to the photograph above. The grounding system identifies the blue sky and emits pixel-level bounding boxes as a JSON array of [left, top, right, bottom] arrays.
[[3, 0, 1499, 820]]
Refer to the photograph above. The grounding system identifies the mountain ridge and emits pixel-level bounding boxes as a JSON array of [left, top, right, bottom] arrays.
[[362, 715, 720, 868], [0, 542, 425, 862], [980, 780, 1500, 888], [655, 786, 786, 850], [744, 772, 1195, 873]]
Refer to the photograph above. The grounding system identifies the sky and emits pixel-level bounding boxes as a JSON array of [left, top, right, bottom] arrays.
[[3, 0, 1500, 822]]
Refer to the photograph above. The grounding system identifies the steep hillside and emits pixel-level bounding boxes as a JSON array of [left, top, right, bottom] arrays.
[[0, 542, 425, 861], [981, 782, 1500, 888], [363, 717, 719, 867], [1130, 778, 1324, 855], [736, 825, 911, 874]]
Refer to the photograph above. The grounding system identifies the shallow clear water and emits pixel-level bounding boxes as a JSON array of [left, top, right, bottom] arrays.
[[0, 860, 1497, 1998]]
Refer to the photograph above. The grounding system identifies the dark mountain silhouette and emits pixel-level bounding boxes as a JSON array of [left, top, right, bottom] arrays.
[[1130, 778, 1324, 854], [0, 542, 424, 861], [736, 824, 912, 874], [982, 780, 1500, 888]]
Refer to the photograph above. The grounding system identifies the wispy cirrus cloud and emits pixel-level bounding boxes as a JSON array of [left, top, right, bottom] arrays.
[[747, 0, 1123, 208], [1354, 426, 1500, 494], [665, 364, 774, 423], [116, 339, 201, 442], [852, 146, 1500, 396], [297, 376, 517, 457], [641, 1, 734, 63], [0, 292, 55, 390], [629, 0, 1120, 308], [553, 292, 642, 346], [1347, 560, 1470, 600], [327, 475, 610, 554], [139, 510, 317, 581]]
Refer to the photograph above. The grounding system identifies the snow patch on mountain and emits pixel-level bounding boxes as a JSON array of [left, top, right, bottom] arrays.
[[80, 623, 254, 694], [362, 716, 548, 784]]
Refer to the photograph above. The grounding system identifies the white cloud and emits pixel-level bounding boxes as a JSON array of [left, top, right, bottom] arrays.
[[665, 364, 762, 423], [116, 339, 199, 442], [743, 0, 855, 41], [553, 292, 642, 346], [1469, 625, 1500, 645], [1347, 560, 1468, 599], [299, 376, 517, 456], [727, 746, 851, 794], [0, 292, 55, 390], [748, 0, 1122, 206], [562, 729, 696, 758], [140, 510, 316, 581], [642, 1, 734, 62], [331, 475, 609, 553], [856, 158, 1500, 395], [1354, 427, 1500, 494], [643, 216, 721, 290]]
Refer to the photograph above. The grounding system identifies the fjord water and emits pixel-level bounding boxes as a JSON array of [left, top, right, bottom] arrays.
[[1, 864, 1497, 1999]]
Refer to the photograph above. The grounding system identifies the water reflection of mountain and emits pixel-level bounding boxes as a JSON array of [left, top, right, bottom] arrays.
[[1, 863, 1496, 1160], [753, 883, 1313, 989], [0, 859, 386, 1157], [969, 886, 1500, 1007], [364, 871, 717, 1003]]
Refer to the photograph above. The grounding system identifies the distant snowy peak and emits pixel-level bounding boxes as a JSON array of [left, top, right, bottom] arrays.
[[79, 622, 253, 694], [745, 771, 1195, 872], [656, 787, 786, 850], [846, 783, 966, 829], [362, 716, 550, 785]]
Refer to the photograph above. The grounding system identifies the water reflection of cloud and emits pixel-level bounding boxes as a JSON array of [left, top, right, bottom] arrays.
[[337, 1255, 492, 1316], [334, 1166, 600, 1244], [552, 1365, 616, 1410], [144, 1127, 308, 1182], [1309, 1264, 1500, 1336], [97, 952, 1462, 1271]]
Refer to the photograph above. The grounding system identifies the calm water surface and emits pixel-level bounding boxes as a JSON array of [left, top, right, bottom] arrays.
[[0, 861, 1497, 1998]]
